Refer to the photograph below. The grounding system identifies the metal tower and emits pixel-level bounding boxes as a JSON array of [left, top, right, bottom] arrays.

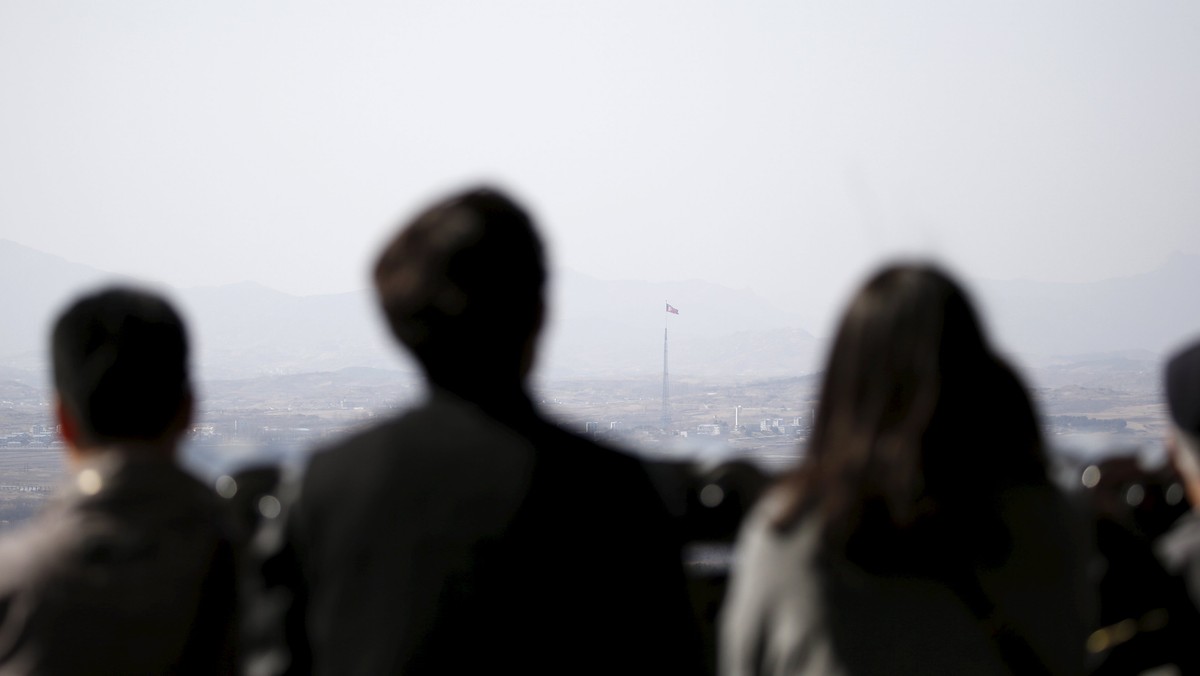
[[661, 325, 671, 430]]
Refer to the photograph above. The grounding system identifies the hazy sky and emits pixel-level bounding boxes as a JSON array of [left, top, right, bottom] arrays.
[[2, 2, 1198, 335]]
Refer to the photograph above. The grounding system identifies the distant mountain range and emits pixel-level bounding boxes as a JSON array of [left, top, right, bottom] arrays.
[[0, 240, 406, 379], [0, 239, 820, 382], [976, 252, 1200, 360], [1, 239, 1198, 384]]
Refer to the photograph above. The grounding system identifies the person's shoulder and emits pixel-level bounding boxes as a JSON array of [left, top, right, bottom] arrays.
[[0, 515, 83, 672], [721, 492, 833, 675], [524, 416, 643, 468], [0, 491, 132, 604], [84, 454, 228, 525], [997, 481, 1091, 550], [311, 395, 531, 461], [734, 488, 817, 563], [304, 403, 432, 469], [301, 396, 544, 501], [311, 415, 404, 459], [1158, 510, 1200, 574], [0, 518, 63, 592], [535, 424, 673, 502]]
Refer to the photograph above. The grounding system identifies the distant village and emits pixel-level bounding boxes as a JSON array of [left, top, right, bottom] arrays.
[[0, 375, 1152, 456]]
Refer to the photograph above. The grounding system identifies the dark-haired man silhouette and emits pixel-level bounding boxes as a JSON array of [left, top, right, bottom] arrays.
[[0, 287, 237, 674], [279, 187, 702, 674]]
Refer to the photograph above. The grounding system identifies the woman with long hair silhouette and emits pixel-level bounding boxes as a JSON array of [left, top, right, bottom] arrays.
[[720, 263, 1092, 676]]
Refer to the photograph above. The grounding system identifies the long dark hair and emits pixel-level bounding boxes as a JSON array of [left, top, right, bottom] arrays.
[[776, 263, 1048, 574]]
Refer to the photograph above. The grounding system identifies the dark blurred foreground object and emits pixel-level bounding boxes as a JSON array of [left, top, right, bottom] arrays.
[[1159, 339, 1200, 611], [218, 464, 286, 541], [1091, 337, 1200, 675], [1063, 454, 1200, 675], [1165, 340, 1200, 438], [646, 459, 772, 545], [645, 459, 771, 675], [214, 463, 295, 676], [0, 287, 238, 674]]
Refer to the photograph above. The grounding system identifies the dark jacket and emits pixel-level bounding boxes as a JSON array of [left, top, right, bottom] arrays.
[[0, 449, 238, 675], [279, 387, 703, 675]]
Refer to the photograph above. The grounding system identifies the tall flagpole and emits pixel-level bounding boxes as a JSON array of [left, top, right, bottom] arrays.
[[661, 302, 671, 430]]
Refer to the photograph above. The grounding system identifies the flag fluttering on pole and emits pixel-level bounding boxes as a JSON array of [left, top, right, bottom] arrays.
[[666, 303, 679, 315]]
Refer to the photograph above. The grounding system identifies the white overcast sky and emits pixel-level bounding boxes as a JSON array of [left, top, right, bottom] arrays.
[[2, 2, 1198, 334]]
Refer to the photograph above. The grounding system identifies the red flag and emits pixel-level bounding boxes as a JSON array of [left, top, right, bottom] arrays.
[[666, 303, 679, 315]]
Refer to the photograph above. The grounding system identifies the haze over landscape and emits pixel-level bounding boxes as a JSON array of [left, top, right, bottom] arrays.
[[1, 4, 1199, 514], [2, 10, 1200, 673], [0, 237, 1193, 468], [2, 238, 1199, 384], [2, 3, 1198, 338]]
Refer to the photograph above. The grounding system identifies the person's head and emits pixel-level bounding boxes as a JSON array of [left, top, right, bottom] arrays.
[[1165, 340, 1200, 505], [52, 287, 192, 456], [374, 186, 547, 389], [779, 263, 1047, 568]]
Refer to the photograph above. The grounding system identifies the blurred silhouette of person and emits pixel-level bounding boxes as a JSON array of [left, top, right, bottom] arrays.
[[276, 187, 703, 675], [719, 264, 1093, 676], [0, 287, 237, 674], [1158, 340, 1200, 606], [1049, 344, 1200, 674]]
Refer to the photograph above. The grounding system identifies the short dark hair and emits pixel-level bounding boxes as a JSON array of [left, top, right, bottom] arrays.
[[1167, 339, 1200, 438], [52, 287, 191, 444], [374, 187, 546, 378]]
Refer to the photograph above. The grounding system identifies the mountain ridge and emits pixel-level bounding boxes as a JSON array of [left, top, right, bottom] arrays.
[[2, 239, 1198, 382]]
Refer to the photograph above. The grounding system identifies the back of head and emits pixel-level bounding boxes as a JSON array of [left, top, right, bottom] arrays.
[[1167, 340, 1200, 441], [52, 287, 190, 446], [779, 263, 1048, 569], [1166, 340, 1200, 487], [814, 264, 990, 460], [374, 187, 546, 386]]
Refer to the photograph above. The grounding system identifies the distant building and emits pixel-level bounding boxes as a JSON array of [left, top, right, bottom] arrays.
[[585, 421, 600, 434], [696, 424, 722, 436], [759, 419, 796, 434], [191, 424, 217, 439]]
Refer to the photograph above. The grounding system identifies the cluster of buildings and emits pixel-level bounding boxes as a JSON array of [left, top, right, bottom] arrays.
[[1, 425, 59, 448], [577, 417, 812, 439]]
